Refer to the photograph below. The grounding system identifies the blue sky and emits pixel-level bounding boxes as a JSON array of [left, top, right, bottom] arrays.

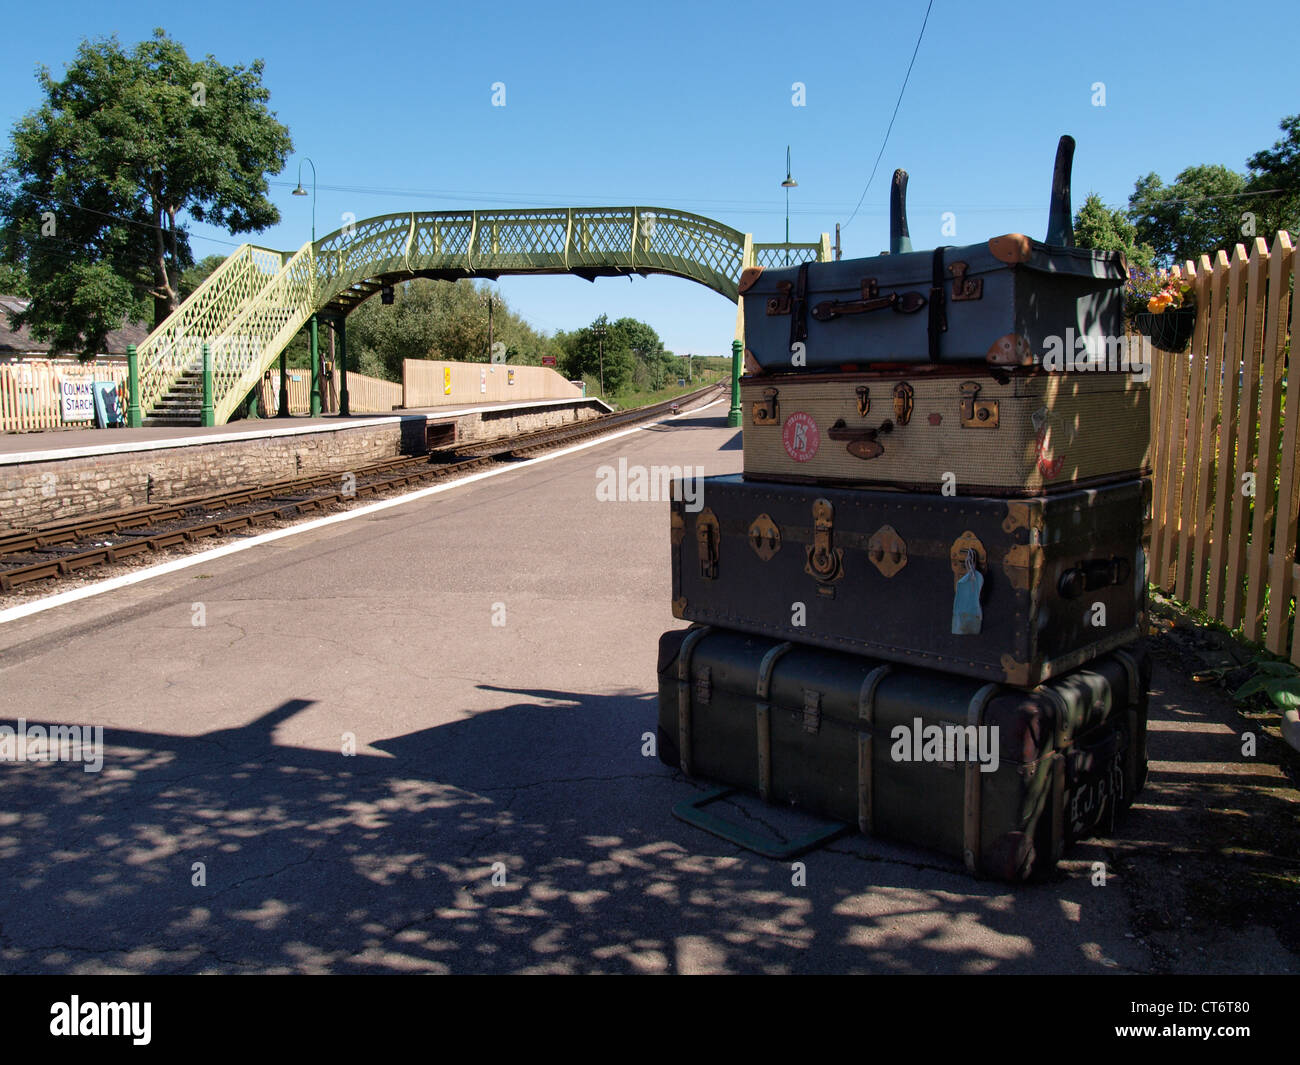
[[2, 0, 1297, 356]]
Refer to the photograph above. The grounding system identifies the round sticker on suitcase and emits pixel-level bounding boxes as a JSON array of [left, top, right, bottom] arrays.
[[782, 412, 820, 462]]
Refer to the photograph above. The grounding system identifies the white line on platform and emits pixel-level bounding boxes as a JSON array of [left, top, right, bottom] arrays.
[[0, 397, 728, 626]]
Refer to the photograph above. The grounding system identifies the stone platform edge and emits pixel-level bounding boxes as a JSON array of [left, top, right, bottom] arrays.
[[0, 396, 613, 467]]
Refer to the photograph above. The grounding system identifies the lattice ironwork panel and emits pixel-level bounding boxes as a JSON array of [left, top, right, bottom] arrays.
[[411, 213, 474, 262], [753, 243, 823, 269], [210, 244, 317, 423], [136, 244, 284, 417], [474, 210, 569, 268]]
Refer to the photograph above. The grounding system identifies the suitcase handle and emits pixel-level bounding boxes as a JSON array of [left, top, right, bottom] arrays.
[[828, 417, 893, 461], [811, 278, 927, 322], [1057, 556, 1131, 599]]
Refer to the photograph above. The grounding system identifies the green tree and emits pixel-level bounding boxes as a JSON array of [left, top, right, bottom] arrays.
[[179, 253, 229, 299], [0, 261, 28, 297], [0, 28, 292, 355], [1245, 114, 1300, 241], [1126, 165, 1249, 267], [345, 281, 446, 380], [1073, 192, 1156, 274], [560, 314, 634, 395]]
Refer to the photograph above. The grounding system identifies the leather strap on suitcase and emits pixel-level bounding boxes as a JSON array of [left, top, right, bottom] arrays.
[[788, 262, 810, 351], [675, 625, 713, 775], [856, 664, 893, 835], [928, 246, 949, 361], [755, 642, 795, 801], [962, 684, 1002, 874]]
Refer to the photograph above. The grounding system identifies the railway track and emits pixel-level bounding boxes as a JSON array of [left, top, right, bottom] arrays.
[[0, 384, 723, 594]]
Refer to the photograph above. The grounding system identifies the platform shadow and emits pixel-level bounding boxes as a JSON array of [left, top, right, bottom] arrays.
[[3, 669, 1290, 974]]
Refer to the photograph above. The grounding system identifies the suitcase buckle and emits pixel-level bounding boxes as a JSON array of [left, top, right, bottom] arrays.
[[892, 382, 914, 425], [802, 689, 822, 734], [959, 381, 999, 428], [751, 387, 780, 426], [949, 261, 983, 301], [856, 385, 871, 417], [766, 281, 793, 316], [695, 509, 720, 580], [805, 498, 845, 592]]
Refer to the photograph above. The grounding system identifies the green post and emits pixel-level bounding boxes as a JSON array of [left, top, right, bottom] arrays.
[[727, 338, 743, 428], [126, 344, 142, 428], [201, 343, 214, 427], [309, 314, 321, 417], [278, 351, 290, 417], [338, 318, 349, 416]]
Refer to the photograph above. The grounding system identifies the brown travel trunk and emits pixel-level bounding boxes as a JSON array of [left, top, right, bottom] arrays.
[[739, 366, 1150, 496], [670, 475, 1150, 688]]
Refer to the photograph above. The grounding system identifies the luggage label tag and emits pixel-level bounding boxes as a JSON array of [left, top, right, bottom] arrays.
[[952, 548, 984, 635]]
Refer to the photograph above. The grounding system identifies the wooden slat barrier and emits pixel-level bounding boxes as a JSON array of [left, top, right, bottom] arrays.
[[1148, 231, 1299, 663], [256, 370, 402, 416], [0, 361, 129, 433]]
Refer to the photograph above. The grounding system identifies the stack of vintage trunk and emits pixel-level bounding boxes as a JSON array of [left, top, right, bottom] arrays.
[[656, 137, 1154, 881]]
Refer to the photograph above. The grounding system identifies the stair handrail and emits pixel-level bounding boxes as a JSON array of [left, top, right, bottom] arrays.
[[134, 244, 284, 418]]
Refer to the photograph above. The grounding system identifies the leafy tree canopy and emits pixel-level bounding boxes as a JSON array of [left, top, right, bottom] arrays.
[[0, 261, 28, 297], [1073, 192, 1156, 274], [343, 279, 560, 381], [1245, 113, 1300, 241], [0, 28, 292, 355], [1127, 165, 1249, 267]]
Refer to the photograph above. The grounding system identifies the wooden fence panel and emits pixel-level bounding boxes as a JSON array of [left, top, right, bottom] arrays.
[[1222, 239, 1270, 628], [1180, 255, 1219, 603], [343, 373, 403, 413], [1206, 245, 1248, 616], [1146, 232, 1299, 665], [1193, 252, 1233, 608], [1245, 232, 1293, 643], [1158, 320, 1191, 589], [1266, 242, 1300, 658], [0, 361, 128, 433], [1147, 337, 1171, 578]]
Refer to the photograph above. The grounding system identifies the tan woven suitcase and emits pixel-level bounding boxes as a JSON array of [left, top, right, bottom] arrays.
[[740, 367, 1149, 496]]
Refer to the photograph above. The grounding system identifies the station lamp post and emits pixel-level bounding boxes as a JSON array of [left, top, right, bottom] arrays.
[[782, 146, 798, 265], [593, 320, 607, 398], [292, 157, 321, 417]]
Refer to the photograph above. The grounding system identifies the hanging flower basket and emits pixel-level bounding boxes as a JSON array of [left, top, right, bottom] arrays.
[[1133, 309, 1196, 353]]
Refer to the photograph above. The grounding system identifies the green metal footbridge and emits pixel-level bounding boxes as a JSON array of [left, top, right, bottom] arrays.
[[126, 207, 831, 427]]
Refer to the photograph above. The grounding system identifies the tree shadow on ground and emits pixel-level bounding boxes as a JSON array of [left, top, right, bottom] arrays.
[[4, 666, 1286, 973]]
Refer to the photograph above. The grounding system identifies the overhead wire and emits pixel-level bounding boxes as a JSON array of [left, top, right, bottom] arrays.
[[841, 0, 934, 230]]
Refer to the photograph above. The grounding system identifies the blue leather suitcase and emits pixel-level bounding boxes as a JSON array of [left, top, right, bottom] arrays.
[[740, 137, 1129, 373]]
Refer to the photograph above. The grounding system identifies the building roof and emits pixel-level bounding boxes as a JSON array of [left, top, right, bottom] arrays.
[[0, 295, 150, 357]]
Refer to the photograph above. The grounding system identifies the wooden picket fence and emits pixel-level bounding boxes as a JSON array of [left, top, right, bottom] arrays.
[[1148, 231, 1298, 663], [0, 360, 129, 432], [254, 369, 402, 416], [340, 371, 402, 413]]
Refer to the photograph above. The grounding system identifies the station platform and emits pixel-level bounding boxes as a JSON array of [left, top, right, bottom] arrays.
[[0, 396, 613, 466], [0, 395, 612, 529]]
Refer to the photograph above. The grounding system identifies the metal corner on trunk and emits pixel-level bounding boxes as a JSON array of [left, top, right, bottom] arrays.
[[988, 233, 1034, 264]]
